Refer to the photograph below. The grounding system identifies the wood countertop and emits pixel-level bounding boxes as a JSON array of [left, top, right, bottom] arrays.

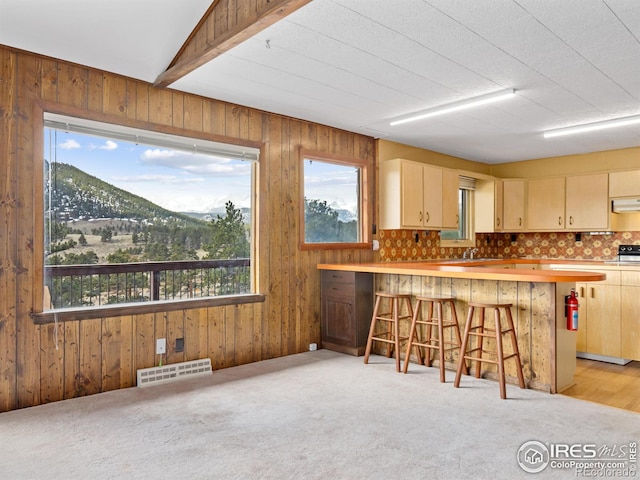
[[317, 258, 607, 283]]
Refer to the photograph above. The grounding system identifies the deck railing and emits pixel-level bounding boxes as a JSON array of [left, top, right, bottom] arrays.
[[44, 259, 251, 309]]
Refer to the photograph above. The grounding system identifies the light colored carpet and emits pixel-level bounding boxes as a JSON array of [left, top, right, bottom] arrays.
[[0, 349, 638, 480]]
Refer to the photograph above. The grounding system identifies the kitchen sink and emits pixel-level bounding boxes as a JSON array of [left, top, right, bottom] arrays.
[[436, 257, 502, 263]]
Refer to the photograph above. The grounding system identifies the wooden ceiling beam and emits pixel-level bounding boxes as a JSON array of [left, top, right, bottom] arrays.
[[154, 0, 313, 88]]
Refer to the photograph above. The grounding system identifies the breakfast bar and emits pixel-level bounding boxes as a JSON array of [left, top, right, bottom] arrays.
[[317, 259, 606, 394]]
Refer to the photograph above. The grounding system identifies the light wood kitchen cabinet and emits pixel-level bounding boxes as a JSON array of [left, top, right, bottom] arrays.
[[502, 179, 526, 230], [555, 266, 623, 359], [527, 177, 565, 230], [474, 179, 503, 232], [577, 280, 621, 357], [399, 160, 424, 228], [422, 164, 444, 228], [527, 173, 609, 231], [609, 170, 640, 197], [441, 167, 460, 229], [620, 271, 640, 360], [475, 178, 525, 232], [565, 173, 609, 230], [379, 158, 458, 230]]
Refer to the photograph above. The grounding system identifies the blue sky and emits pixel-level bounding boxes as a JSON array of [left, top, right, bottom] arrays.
[[303, 159, 359, 214], [45, 129, 359, 214], [45, 129, 252, 213]]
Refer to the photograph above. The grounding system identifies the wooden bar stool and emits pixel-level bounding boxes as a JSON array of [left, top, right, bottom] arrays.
[[402, 295, 468, 382], [454, 302, 526, 399], [364, 292, 418, 372]]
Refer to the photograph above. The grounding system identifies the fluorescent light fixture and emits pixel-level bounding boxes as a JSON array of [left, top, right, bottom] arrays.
[[390, 88, 516, 126], [543, 114, 640, 138]]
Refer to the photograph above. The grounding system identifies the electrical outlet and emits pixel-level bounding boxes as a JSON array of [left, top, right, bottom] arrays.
[[175, 337, 184, 353], [156, 338, 166, 355]]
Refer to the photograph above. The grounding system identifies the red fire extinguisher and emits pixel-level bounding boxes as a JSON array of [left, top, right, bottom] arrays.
[[566, 289, 579, 331]]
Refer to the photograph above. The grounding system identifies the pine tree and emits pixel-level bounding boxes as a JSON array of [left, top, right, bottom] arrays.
[[204, 201, 249, 259]]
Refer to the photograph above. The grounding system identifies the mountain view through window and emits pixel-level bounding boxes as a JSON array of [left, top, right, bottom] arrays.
[[43, 121, 256, 309]]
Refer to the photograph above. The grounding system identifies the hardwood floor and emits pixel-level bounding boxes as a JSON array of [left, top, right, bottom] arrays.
[[562, 358, 640, 413]]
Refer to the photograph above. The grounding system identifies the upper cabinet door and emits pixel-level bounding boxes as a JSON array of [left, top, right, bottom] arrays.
[[609, 170, 640, 198], [566, 173, 609, 230], [400, 160, 425, 228], [502, 179, 525, 231], [527, 177, 566, 230], [422, 164, 443, 228], [441, 168, 459, 230], [474, 179, 502, 233]]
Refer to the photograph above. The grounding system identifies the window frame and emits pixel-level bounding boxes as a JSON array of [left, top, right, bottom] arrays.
[[33, 108, 264, 322], [440, 186, 476, 248], [299, 150, 372, 251]]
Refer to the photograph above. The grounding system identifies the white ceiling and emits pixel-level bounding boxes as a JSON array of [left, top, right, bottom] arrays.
[[1, 0, 639, 164]]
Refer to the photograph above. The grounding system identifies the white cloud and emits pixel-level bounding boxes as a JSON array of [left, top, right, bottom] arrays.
[[304, 172, 357, 186], [141, 149, 177, 162], [140, 150, 250, 177], [111, 174, 204, 185], [59, 139, 80, 149], [99, 140, 118, 151]]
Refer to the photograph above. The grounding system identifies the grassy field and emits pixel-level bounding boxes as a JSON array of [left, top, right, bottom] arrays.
[[56, 219, 208, 263], [66, 233, 136, 262]]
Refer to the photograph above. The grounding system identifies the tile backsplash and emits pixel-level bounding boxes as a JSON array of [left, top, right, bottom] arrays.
[[376, 229, 640, 262]]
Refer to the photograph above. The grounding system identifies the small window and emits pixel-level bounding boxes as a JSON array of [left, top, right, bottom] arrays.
[[301, 152, 370, 249], [440, 178, 475, 247]]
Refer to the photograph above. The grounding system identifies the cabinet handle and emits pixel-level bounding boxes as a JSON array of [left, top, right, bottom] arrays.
[[518, 217, 522, 226], [569, 216, 574, 225], [496, 217, 501, 227], [579, 286, 585, 298], [419, 211, 423, 222], [558, 216, 562, 225], [456, 214, 459, 224], [590, 287, 594, 299], [426, 212, 430, 223]]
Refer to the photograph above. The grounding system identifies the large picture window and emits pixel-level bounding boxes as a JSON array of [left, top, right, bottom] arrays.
[[43, 114, 259, 311], [301, 152, 370, 249]]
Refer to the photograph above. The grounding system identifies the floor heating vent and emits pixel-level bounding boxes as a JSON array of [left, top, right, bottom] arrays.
[[136, 358, 212, 387]]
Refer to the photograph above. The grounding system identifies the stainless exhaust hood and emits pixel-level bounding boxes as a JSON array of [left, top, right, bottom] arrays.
[[611, 198, 640, 213]]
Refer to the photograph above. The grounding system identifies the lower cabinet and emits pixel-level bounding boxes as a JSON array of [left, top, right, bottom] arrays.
[[621, 271, 640, 360], [576, 280, 621, 357], [554, 265, 630, 360], [321, 270, 373, 356]]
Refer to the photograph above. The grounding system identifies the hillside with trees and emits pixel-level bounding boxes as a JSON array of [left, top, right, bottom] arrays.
[[45, 161, 204, 226], [44, 162, 249, 265]]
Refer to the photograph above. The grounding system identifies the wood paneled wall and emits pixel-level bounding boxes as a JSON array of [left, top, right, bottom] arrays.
[[0, 45, 375, 412]]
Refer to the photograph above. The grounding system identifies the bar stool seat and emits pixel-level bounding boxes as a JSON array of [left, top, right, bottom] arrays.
[[454, 302, 526, 399], [364, 292, 418, 372], [402, 295, 468, 382]]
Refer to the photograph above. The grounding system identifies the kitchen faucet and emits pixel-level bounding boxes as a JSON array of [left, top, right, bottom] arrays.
[[463, 247, 479, 259]]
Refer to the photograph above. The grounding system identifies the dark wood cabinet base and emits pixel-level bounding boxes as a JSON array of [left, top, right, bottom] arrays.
[[321, 270, 373, 356]]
